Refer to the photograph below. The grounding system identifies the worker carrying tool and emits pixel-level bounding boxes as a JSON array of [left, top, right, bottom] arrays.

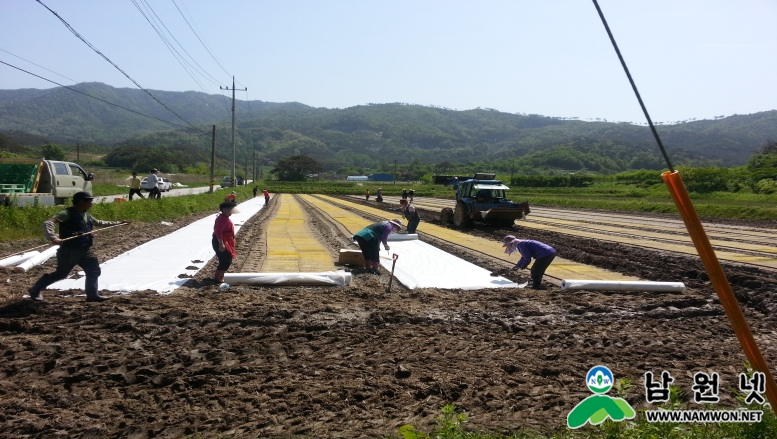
[[352, 219, 403, 275], [27, 191, 130, 302], [496, 235, 556, 290]]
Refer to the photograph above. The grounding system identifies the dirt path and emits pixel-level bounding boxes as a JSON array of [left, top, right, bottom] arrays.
[[1, 198, 776, 438]]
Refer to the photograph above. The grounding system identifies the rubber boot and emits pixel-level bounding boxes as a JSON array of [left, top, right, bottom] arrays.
[[214, 270, 226, 283]]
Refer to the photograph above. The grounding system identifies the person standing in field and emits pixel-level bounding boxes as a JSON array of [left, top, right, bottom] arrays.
[[212, 201, 239, 284], [128, 171, 144, 200], [27, 191, 127, 302], [146, 168, 162, 199], [263, 189, 270, 204], [352, 219, 403, 275], [502, 235, 556, 290], [365, 189, 370, 201], [401, 189, 408, 200], [408, 189, 415, 204], [399, 199, 420, 233], [376, 188, 383, 203], [253, 186, 258, 198]]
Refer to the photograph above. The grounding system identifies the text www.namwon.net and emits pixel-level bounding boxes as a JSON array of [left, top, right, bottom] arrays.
[[645, 409, 763, 423]]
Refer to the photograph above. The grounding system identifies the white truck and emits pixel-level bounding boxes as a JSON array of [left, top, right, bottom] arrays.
[[0, 158, 94, 207]]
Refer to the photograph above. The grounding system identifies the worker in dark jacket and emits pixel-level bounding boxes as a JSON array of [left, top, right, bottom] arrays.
[[502, 235, 556, 290], [399, 199, 420, 233], [28, 192, 127, 302]]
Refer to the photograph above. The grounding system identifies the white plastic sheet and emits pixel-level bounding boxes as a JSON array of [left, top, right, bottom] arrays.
[[561, 279, 686, 293], [50, 197, 266, 294], [224, 271, 352, 286], [381, 236, 519, 290], [14, 246, 59, 273]]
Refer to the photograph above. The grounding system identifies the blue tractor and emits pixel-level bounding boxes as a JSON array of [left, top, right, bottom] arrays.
[[442, 173, 530, 227]]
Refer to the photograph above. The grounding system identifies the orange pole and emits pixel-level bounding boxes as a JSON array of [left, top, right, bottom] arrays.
[[662, 170, 777, 412]]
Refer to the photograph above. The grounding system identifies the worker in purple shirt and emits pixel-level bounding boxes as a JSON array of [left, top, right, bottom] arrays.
[[502, 235, 556, 289], [352, 219, 403, 275]]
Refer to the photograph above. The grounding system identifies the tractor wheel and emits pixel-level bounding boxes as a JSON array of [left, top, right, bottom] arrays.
[[440, 208, 453, 225], [453, 202, 472, 228]]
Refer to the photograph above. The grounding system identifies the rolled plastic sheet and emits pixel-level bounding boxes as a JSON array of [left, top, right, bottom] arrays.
[[14, 246, 59, 273], [0, 251, 40, 268], [560, 279, 685, 293], [223, 271, 352, 286]]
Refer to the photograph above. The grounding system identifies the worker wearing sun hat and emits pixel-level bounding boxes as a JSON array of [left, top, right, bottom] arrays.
[[225, 191, 237, 203], [352, 219, 403, 275], [502, 235, 556, 289], [211, 201, 240, 283]]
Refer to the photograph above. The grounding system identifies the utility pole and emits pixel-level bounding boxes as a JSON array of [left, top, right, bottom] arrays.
[[209, 125, 216, 193], [253, 141, 257, 182], [394, 160, 397, 186], [220, 77, 246, 187]]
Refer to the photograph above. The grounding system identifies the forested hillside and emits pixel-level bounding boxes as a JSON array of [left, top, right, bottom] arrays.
[[1, 82, 776, 173]]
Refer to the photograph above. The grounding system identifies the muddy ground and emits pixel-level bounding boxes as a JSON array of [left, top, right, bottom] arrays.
[[1, 196, 776, 438]]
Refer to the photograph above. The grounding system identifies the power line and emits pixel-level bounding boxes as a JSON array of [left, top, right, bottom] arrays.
[[35, 0, 201, 131], [0, 48, 79, 84], [0, 59, 191, 129], [131, 0, 223, 88], [171, 0, 232, 78], [130, 0, 208, 92]]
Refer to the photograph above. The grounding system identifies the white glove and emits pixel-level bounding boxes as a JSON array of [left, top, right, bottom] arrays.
[[384, 244, 390, 251]]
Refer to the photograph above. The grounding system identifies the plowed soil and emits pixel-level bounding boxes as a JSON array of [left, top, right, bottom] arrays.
[[1, 196, 776, 439]]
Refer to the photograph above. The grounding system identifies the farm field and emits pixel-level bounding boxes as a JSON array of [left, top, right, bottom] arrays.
[[0, 194, 776, 438]]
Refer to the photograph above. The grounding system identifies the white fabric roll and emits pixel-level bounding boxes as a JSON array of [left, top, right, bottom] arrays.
[[560, 279, 685, 293], [0, 251, 40, 268], [224, 271, 352, 286], [14, 246, 59, 273]]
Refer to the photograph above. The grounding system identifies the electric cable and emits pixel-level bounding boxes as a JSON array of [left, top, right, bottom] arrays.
[[35, 0, 201, 131], [131, 0, 222, 88], [171, 0, 232, 78], [0, 48, 79, 84], [0, 59, 191, 129]]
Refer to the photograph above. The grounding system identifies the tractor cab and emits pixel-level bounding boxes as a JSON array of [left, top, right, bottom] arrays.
[[441, 173, 530, 227]]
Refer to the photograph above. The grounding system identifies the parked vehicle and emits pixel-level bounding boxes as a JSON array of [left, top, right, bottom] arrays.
[[439, 173, 530, 227], [160, 178, 173, 191], [0, 158, 94, 206], [220, 176, 244, 188], [141, 176, 173, 192]]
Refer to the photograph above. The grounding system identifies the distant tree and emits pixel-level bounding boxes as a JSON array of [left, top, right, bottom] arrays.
[[270, 155, 322, 181], [41, 143, 66, 161]]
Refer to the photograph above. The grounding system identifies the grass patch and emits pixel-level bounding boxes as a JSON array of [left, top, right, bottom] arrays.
[[394, 403, 777, 439]]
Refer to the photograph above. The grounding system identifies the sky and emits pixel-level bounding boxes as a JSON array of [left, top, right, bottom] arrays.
[[1, 0, 776, 124]]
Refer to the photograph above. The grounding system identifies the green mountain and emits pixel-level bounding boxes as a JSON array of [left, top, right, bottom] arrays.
[[1, 82, 775, 172]]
